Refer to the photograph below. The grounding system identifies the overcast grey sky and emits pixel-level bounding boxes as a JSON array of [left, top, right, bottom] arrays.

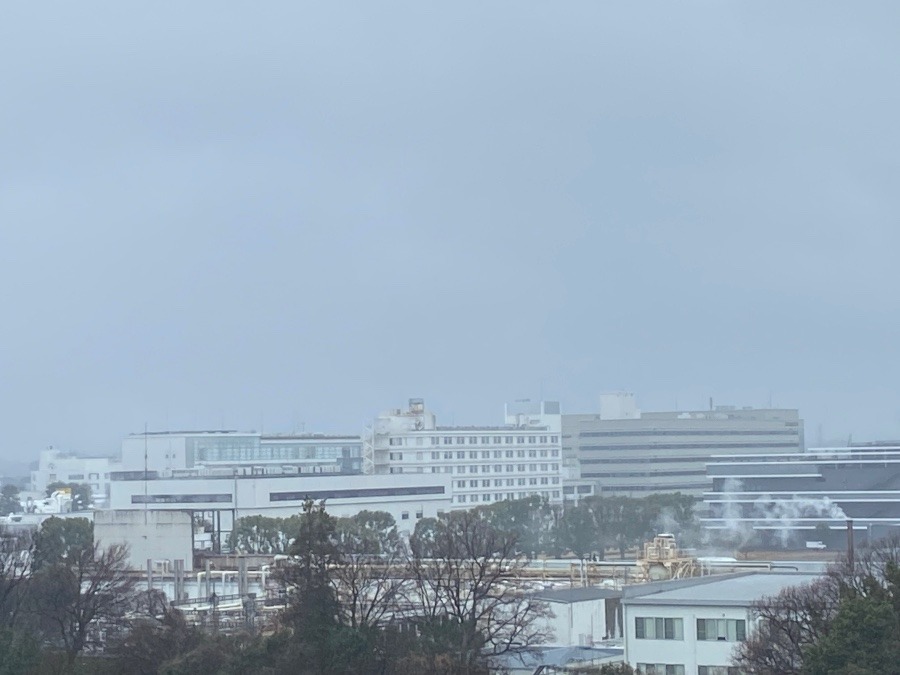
[[2, 2, 899, 462]]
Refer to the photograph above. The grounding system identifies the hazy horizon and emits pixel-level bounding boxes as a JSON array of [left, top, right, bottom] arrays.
[[3, 2, 899, 463]]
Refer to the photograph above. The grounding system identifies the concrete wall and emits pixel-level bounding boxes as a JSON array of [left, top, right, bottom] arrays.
[[94, 509, 194, 571], [542, 598, 613, 646], [121, 435, 189, 472]]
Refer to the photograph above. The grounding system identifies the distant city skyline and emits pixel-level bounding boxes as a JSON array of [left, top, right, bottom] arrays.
[[3, 2, 898, 466], [8, 391, 892, 466]]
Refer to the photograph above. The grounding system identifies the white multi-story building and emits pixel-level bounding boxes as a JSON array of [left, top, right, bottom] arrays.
[[30, 447, 119, 505], [622, 572, 819, 675], [366, 399, 566, 508]]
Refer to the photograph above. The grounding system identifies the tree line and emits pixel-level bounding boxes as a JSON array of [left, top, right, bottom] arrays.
[[0, 517, 137, 673], [230, 493, 699, 560], [1, 502, 553, 674], [0, 493, 697, 673]]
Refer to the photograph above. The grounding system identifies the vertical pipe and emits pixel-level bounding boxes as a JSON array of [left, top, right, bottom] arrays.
[[147, 558, 154, 609], [239, 557, 248, 597], [174, 559, 185, 602], [847, 519, 855, 573]]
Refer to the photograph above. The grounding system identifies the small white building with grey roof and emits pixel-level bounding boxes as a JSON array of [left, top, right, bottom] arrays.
[[531, 586, 624, 646], [622, 572, 820, 675]]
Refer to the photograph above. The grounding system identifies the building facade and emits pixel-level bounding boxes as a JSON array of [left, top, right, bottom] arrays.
[[366, 399, 566, 508], [94, 510, 194, 572], [120, 431, 363, 476], [108, 471, 453, 541], [563, 394, 804, 497], [531, 586, 624, 645], [703, 443, 900, 547], [623, 572, 819, 675], [30, 447, 119, 505]]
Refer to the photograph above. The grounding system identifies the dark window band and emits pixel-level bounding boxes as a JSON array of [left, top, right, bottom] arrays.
[[578, 429, 798, 438], [132, 494, 232, 504], [582, 469, 706, 478], [270, 485, 445, 502], [577, 441, 799, 452]]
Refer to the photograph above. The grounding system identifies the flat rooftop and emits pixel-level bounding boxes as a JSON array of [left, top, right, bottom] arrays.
[[261, 435, 361, 441], [127, 431, 360, 440], [533, 586, 622, 603], [490, 646, 623, 670], [623, 572, 821, 607], [434, 425, 552, 432], [109, 470, 367, 481], [129, 430, 246, 436]]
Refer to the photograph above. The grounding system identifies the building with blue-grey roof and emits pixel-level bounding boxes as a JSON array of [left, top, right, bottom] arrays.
[[622, 572, 820, 675]]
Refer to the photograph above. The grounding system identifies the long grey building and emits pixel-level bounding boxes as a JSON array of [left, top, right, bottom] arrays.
[[703, 443, 900, 547], [563, 394, 804, 497]]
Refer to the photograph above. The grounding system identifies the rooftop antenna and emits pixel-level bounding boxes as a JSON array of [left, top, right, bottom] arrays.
[[143, 422, 148, 526]]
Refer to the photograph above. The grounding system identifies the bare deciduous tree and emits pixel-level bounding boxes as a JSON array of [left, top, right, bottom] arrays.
[[110, 597, 204, 675], [830, 533, 900, 597], [735, 535, 900, 675], [31, 542, 138, 669], [0, 529, 34, 628], [404, 510, 552, 674], [333, 551, 405, 630], [733, 576, 840, 675]]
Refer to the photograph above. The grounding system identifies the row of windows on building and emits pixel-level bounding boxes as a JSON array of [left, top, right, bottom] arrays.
[[388, 449, 560, 461], [52, 473, 109, 482], [387, 435, 559, 447], [389, 463, 560, 475], [583, 469, 705, 479], [455, 490, 560, 504], [195, 446, 361, 462], [634, 617, 746, 642], [578, 456, 711, 465], [601, 482, 711, 492], [48, 474, 107, 494], [577, 428, 799, 439], [456, 477, 560, 489], [636, 666, 684, 675], [577, 441, 799, 452], [636, 666, 740, 675]]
